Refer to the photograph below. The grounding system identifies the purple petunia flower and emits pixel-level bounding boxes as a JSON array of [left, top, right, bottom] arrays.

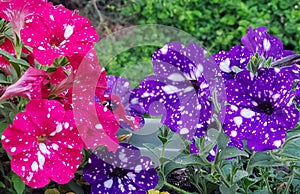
[[130, 42, 222, 141], [83, 143, 158, 194], [223, 68, 299, 151], [212, 26, 296, 80], [105, 76, 144, 130]]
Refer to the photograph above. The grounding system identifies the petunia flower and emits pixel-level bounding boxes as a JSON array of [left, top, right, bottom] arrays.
[[1, 99, 83, 188], [99, 76, 144, 131], [223, 68, 299, 151], [0, 0, 47, 36], [130, 42, 221, 141], [83, 143, 158, 194], [21, 3, 99, 65], [72, 48, 120, 151], [0, 67, 49, 101], [212, 26, 295, 80]]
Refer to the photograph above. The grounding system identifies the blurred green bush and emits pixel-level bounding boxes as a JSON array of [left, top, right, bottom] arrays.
[[95, 0, 300, 80], [121, 0, 300, 53]]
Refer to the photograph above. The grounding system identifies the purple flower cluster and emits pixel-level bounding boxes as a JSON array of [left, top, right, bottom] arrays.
[[212, 26, 296, 80], [129, 26, 300, 158]]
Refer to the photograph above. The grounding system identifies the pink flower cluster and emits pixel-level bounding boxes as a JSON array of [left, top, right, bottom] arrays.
[[0, 0, 140, 188]]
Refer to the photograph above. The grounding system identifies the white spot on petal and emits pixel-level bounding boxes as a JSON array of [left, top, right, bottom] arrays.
[[233, 116, 243, 127], [11, 147, 16, 153], [219, 58, 231, 73], [52, 143, 59, 151], [31, 161, 38, 172], [37, 151, 45, 170], [39, 143, 50, 154], [168, 73, 186, 81], [161, 85, 180, 94], [64, 25, 75, 39], [230, 130, 238, 137], [263, 38, 271, 51], [56, 123, 63, 133], [180, 128, 189, 134], [64, 122, 69, 128], [95, 124, 103, 130], [118, 152, 128, 163], [273, 140, 282, 148], [135, 165, 142, 173], [104, 178, 113, 188], [160, 45, 168, 54], [38, 46, 46, 51], [230, 105, 238, 111], [240, 108, 255, 118], [49, 14, 54, 21]]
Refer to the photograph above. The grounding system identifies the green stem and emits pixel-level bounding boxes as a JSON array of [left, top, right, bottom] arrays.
[[164, 182, 193, 194], [14, 33, 22, 59], [261, 168, 272, 193], [283, 168, 294, 194], [215, 164, 231, 188], [245, 151, 255, 174], [213, 114, 222, 131], [281, 134, 300, 150]]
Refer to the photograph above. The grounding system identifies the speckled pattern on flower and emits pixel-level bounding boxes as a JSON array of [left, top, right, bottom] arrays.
[[83, 143, 158, 194], [72, 49, 120, 151], [223, 68, 299, 151], [1, 100, 83, 188], [0, 67, 48, 101], [101, 76, 144, 130], [212, 26, 295, 80], [0, 0, 47, 35], [130, 42, 219, 141], [21, 3, 98, 65]]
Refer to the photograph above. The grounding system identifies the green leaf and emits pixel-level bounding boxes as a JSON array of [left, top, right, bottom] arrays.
[[143, 143, 161, 159], [280, 141, 300, 160], [217, 132, 230, 150], [12, 173, 25, 194], [219, 183, 238, 194], [173, 154, 205, 166], [207, 128, 219, 142], [0, 181, 5, 188], [44, 188, 60, 194], [218, 146, 248, 161], [65, 180, 84, 194], [233, 170, 248, 183], [251, 189, 269, 194], [248, 152, 282, 168], [163, 161, 185, 176], [0, 122, 8, 137], [156, 171, 165, 190]]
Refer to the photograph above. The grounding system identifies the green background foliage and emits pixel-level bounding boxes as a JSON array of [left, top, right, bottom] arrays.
[[121, 0, 300, 53], [96, 0, 300, 78]]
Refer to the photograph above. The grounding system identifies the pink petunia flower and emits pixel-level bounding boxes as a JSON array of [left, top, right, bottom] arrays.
[[21, 3, 99, 65], [0, 0, 47, 36], [1, 99, 84, 188], [0, 67, 49, 101], [72, 48, 120, 151]]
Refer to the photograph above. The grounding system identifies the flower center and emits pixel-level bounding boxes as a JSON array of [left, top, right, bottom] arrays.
[[229, 71, 236, 79], [112, 167, 127, 177], [50, 35, 64, 48], [37, 134, 47, 143], [101, 100, 118, 111], [190, 80, 199, 93], [257, 101, 274, 115]]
